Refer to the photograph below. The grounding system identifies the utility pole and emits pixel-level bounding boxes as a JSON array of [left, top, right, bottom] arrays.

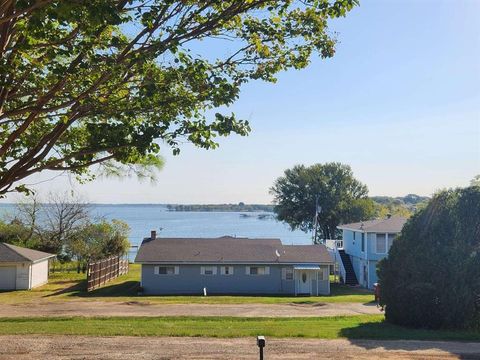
[[312, 195, 321, 244]]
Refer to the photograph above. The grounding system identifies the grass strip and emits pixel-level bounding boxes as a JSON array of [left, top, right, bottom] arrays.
[[0, 265, 374, 304], [0, 315, 478, 341]]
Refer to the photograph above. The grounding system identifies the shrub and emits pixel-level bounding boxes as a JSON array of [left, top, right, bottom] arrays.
[[377, 186, 480, 329]]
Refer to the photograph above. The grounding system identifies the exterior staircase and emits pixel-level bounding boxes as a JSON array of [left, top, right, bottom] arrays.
[[338, 249, 358, 286]]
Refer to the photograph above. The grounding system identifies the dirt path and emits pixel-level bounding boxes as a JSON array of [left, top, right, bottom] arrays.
[[0, 300, 381, 318], [0, 336, 479, 359]]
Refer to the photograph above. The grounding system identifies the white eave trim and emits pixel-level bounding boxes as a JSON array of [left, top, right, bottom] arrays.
[[337, 226, 366, 232], [136, 261, 333, 265], [337, 226, 402, 233], [31, 255, 56, 264]]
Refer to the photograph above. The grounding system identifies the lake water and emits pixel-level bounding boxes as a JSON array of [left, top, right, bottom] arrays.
[[0, 204, 312, 261]]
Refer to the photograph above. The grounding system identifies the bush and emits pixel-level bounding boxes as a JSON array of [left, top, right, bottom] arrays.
[[377, 186, 480, 329]]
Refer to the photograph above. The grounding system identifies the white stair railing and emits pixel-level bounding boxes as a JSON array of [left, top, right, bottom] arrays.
[[325, 240, 346, 284]]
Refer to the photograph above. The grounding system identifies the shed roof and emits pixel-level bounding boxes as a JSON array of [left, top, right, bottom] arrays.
[[0, 243, 55, 263], [337, 216, 407, 233], [135, 236, 332, 264]]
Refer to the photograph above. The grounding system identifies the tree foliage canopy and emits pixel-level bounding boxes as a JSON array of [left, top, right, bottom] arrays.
[[270, 162, 375, 241], [471, 175, 480, 187], [378, 186, 480, 330], [68, 219, 130, 268], [0, 0, 358, 196], [0, 193, 130, 267]]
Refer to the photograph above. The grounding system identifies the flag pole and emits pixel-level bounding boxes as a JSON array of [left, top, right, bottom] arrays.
[[312, 195, 320, 244]]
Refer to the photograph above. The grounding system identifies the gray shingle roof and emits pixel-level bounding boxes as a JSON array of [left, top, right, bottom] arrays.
[[337, 216, 407, 233], [0, 243, 55, 263], [135, 236, 332, 264]]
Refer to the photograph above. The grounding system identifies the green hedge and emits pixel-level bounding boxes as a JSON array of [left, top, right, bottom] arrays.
[[378, 186, 480, 329]]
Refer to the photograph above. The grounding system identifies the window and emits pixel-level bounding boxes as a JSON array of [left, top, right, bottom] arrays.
[[387, 233, 397, 252], [220, 266, 234, 275], [282, 268, 293, 280], [376, 234, 387, 254], [301, 273, 307, 283], [361, 233, 365, 252], [201, 266, 217, 275], [353, 231, 356, 244], [318, 267, 325, 281], [246, 266, 269, 275], [154, 266, 178, 275]]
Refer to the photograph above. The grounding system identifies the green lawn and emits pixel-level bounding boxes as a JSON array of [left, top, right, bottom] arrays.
[[0, 315, 478, 341], [0, 264, 374, 304]]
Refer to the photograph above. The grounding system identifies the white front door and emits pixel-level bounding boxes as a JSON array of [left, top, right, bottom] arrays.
[[297, 270, 311, 294]]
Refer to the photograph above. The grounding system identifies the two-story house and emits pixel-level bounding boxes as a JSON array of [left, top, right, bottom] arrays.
[[336, 216, 407, 289]]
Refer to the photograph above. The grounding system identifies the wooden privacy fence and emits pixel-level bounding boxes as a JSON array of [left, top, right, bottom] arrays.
[[87, 255, 129, 291]]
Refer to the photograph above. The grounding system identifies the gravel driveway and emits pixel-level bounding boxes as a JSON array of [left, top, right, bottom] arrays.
[[0, 300, 381, 317], [1, 336, 479, 359]]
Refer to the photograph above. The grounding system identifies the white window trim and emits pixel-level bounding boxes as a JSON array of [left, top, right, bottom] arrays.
[[387, 233, 397, 252], [317, 267, 326, 281], [282, 267, 294, 281], [245, 266, 270, 276], [375, 234, 387, 254], [220, 266, 234, 276], [200, 266, 217, 276], [154, 265, 179, 275]]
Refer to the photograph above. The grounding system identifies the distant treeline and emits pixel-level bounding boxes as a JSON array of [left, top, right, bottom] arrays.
[[370, 194, 430, 218], [167, 194, 429, 216], [371, 194, 429, 208], [166, 203, 274, 212]]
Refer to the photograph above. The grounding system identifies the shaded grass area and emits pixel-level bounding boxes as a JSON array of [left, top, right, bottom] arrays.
[[0, 264, 373, 304], [0, 271, 86, 303], [0, 315, 478, 341]]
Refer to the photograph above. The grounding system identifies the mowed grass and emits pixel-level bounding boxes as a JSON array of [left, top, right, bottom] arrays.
[[0, 315, 478, 341], [0, 264, 374, 304]]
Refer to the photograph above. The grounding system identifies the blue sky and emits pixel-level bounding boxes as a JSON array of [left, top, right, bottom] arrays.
[[4, 0, 479, 204]]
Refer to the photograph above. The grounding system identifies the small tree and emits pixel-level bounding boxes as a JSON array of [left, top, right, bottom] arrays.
[[0, 218, 38, 247], [270, 162, 376, 242], [68, 219, 130, 272], [377, 186, 480, 329], [18, 192, 90, 254], [99, 219, 130, 257]]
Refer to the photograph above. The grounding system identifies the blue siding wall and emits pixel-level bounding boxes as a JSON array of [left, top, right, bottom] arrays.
[[343, 229, 370, 258], [369, 260, 378, 286], [141, 264, 330, 295], [342, 229, 398, 289], [141, 264, 297, 295]]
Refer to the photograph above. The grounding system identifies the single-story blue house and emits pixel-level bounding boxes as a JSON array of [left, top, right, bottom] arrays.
[[135, 232, 333, 296], [336, 216, 407, 289]]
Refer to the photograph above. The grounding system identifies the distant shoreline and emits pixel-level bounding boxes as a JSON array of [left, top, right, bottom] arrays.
[[166, 204, 275, 212], [0, 203, 276, 213]]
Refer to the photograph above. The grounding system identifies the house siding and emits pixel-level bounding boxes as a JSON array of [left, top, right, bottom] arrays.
[[15, 262, 30, 290], [342, 229, 398, 289], [31, 259, 49, 288], [0, 260, 51, 290], [343, 230, 361, 258], [369, 260, 378, 287], [141, 264, 329, 295]]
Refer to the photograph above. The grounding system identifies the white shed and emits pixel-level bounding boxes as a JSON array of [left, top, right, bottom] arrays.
[[0, 243, 55, 290]]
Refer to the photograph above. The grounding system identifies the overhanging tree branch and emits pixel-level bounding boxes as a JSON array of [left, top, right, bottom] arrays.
[[0, 0, 358, 196]]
